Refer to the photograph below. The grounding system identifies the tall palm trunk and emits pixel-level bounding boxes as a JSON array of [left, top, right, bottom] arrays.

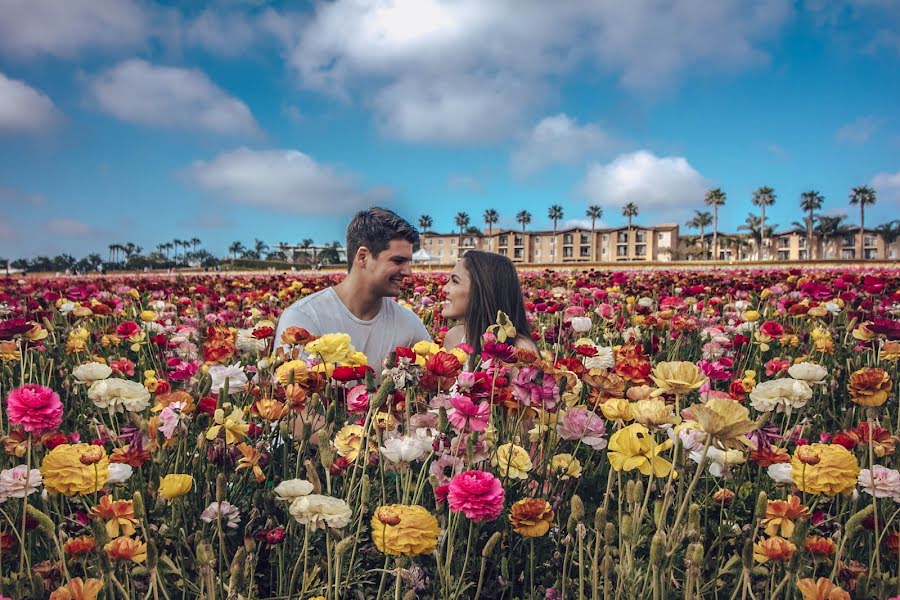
[[591, 218, 597, 262], [712, 207, 718, 261], [807, 208, 814, 260], [759, 205, 766, 260], [859, 205, 865, 260]]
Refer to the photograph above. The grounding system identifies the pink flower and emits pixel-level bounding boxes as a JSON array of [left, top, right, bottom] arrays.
[[5, 384, 63, 435], [430, 454, 464, 486], [512, 367, 560, 411], [448, 470, 505, 522], [167, 358, 199, 381], [764, 357, 791, 377], [447, 394, 490, 432], [345, 385, 370, 414], [556, 408, 607, 450]]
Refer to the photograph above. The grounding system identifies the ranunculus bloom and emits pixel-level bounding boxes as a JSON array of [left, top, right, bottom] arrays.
[[87, 378, 151, 413], [762, 495, 810, 537], [848, 367, 892, 407], [447, 394, 490, 432], [787, 362, 828, 385], [795, 577, 850, 600], [290, 494, 352, 529], [380, 435, 428, 464], [607, 423, 673, 477], [5, 384, 64, 435], [857, 465, 900, 499], [306, 333, 355, 364], [556, 407, 607, 450], [752, 536, 796, 563], [41, 443, 110, 496], [104, 535, 147, 563], [690, 397, 757, 450], [492, 443, 533, 480], [804, 536, 836, 557], [88, 495, 137, 538], [333, 424, 365, 461], [509, 498, 554, 537], [0, 465, 42, 500], [550, 453, 582, 479], [649, 361, 707, 396], [72, 362, 113, 383], [370, 504, 440, 556], [790, 443, 859, 496], [158, 474, 193, 500], [274, 479, 314, 502], [208, 363, 249, 395], [447, 470, 505, 522], [630, 399, 681, 429], [200, 501, 241, 528], [49, 577, 104, 600], [748, 378, 812, 415], [345, 384, 370, 413]]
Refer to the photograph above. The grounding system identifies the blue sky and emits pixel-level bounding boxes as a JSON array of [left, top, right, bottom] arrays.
[[1, 0, 899, 259]]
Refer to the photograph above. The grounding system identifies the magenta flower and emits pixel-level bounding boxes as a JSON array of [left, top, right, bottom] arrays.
[[5, 384, 63, 435], [447, 394, 490, 432], [512, 366, 560, 411], [556, 408, 607, 450], [345, 384, 370, 413], [448, 470, 505, 522]]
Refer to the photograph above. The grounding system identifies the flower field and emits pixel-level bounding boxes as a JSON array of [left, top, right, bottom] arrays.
[[1, 267, 899, 600]]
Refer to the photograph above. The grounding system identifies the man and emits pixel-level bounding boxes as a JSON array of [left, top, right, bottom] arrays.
[[274, 207, 431, 372]]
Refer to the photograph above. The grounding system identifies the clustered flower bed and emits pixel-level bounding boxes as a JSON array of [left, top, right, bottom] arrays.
[[0, 267, 898, 599]]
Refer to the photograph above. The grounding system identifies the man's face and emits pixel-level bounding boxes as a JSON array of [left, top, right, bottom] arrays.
[[359, 239, 413, 297]]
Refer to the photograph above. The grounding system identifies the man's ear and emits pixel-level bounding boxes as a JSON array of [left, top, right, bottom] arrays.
[[354, 246, 370, 269]]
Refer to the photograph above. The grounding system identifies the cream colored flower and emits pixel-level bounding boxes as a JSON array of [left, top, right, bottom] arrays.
[[492, 443, 533, 480], [689, 397, 757, 450], [631, 399, 681, 429], [289, 494, 352, 529], [749, 379, 812, 415], [72, 362, 112, 383], [650, 361, 707, 396], [87, 378, 151, 413], [550, 453, 582, 479], [273, 479, 314, 502], [787, 362, 828, 385]]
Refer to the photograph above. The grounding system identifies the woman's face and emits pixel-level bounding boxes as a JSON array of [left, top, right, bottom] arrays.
[[442, 260, 471, 320]]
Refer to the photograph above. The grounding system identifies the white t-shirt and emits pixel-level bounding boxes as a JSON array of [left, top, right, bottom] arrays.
[[274, 288, 431, 371]]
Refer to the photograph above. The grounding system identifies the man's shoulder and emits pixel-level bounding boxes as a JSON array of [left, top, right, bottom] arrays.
[[283, 288, 334, 313]]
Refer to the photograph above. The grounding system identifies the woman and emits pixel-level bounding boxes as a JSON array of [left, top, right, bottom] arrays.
[[441, 251, 537, 363]]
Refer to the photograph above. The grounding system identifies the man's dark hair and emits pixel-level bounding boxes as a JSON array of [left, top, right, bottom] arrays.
[[346, 207, 419, 271]]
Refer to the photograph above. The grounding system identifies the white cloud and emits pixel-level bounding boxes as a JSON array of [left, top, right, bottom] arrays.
[[563, 218, 609, 231], [835, 116, 879, 144], [183, 6, 302, 57], [43, 218, 94, 236], [511, 113, 615, 176], [0, 0, 150, 60], [185, 147, 389, 214], [287, 0, 790, 142], [87, 60, 259, 135], [0, 72, 62, 134], [872, 170, 900, 203], [577, 150, 710, 222]]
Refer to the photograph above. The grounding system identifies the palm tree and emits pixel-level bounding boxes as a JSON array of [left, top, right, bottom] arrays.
[[515, 210, 532, 233], [738, 213, 777, 260], [483, 209, 499, 236], [228, 241, 244, 260], [704, 188, 726, 260], [814, 215, 850, 260], [799, 191, 824, 260], [254, 239, 269, 259], [190, 237, 201, 254], [686, 210, 713, 258], [586, 205, 603, 261], [548, 204, 564, 234], [751, 186, 776, 260], [418, 215, 433, 233], [107, 244, 116, 264], [874, 220, 900, 259], [621, 202, 638, 258], [849, 185, 877, 260], [454, 212, 470, 253]]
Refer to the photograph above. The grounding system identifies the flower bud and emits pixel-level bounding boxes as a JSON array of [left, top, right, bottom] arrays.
[[796, 446, 821, 465], [754, 491, 768, 519], [649, 532, 664, 563], [79, 446, 104, 465], [482, 532, 502, 557]]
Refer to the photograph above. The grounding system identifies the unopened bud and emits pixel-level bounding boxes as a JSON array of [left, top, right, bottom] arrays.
[[796, 446, 820, 465], [79, 446, 104, 465], [649, 532, 664, 563], [754, 491, 768, 519], [570, 494, 584, 523], [482, 532, 502, 557]]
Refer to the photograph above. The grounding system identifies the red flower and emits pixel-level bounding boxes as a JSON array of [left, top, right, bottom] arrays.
[[197, 396, 218, 416], [395, 346, 416, 361], [556, 356, 585, 376], [331, 366, 359, 382], [759, 321, 784, 337], [251, 326, 275, 339], [115, 321, 140, 337]]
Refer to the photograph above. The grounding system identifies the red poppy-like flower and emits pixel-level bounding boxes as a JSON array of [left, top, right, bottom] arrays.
[[556, 356, 585, 376]]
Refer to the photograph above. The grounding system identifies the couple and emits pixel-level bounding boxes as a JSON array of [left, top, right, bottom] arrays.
[[274, 207, 536, 371]]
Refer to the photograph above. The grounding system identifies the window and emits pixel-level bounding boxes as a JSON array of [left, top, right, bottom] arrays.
[[658, 233, 665, 241], [564, 233, 573, 244], [514, 248, 523, 259], [864, 248, 877, 259], [865, 235, 876, 247], [635, 245, 646, 257], [799, 250, 808, 260], [535, 248, 541, 256], [842, 236, 855, 247], [798, 238, 807, 248], [602, 247, 607, 255], [515, 235, 524, 246], [562, 247, 572, 257], [778, 238, 789, 249], [580, 246, 590, 257], [438, 239, 443, 245], [550, 247, 555, 256], [617, 247, 627, 257], [778, 251, 790, 260], [635, 232, 646, 243], [499, 235, 508, 246], [617, 232, 628, 243], [534, 237, 541, 245], [581, 233, 590, 244], [450, 247, 456, 255], [602, 234, 609, 242], [842, 249, 855, 259]]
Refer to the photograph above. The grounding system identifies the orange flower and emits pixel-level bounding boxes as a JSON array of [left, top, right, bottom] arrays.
[[753, 536, 796, 563], [151, 390, 195, 414], [712, 489, 736, 505], [236, 442, 266, 482], [848, 367, 892, 407], [89, 495, 138, 538], [104, 536, 147, 563], [613, 343, 652, 385], [253, 398, 289, 421], [63, 535, 96, 556], [804, 536, 836, 557], [110, 445, 151, 467], [49, 577, 104, 600], [750, 446, 791, 467], [763, 495, 811, 537], [509, 498, 555, 537], [796, 577, 850, 600]]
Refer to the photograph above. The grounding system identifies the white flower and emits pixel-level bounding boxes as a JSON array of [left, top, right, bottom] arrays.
[[236, 328, 268, 354], [858, 466, 900, 500], [59, 302, 75, 315], [380, 435, 427, 464], [289, 494, 352, 529], [107, 463, 133, 484], [274, 479, 314, 502], [693, 447, 745, 477], [637, 297, 654, 308], [72, 362, 113, 383], [200, 501, 242, 528], [787, 363, 828, 385], [621, 326, 642, 343], [159, 401, 188, 439], [584, 346, 615, 370], [825, 301, 842, 315], [208, 363, 249, 394], [0, 466, 42, 501], [87, 378, 151, 413], [749, 378, 812, 415], [570, 316, 592, 332], [767, 463, 794, 484]]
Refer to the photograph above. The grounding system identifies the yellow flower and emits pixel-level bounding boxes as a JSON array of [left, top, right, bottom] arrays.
[[796, 578, 850, 600], [848, 367, 892, 407], [206, 406, 249, 444], [371, 504, 440, 556], [650, 361, 707, 396], [599, 398, 633, 422], [630, 399, 681, 428], [333, 424, 365, 461], [158, 474, 193, 500], [689, 397, 757, 450], [275, 360, 308, 386], [139, 310, 158, 322], [492, 443, 533, 479], [550, 453, 582, 479], [49, 577, 104, 600], [104, 535, 148, 563], [486, 311, 517, 343], [41, 443, 110, 496], [412, 340, 441, 357], [607, 423, 673, 477], [345, 351, 369, 367], [790, 444, 859, 496], [742, 310, 760, 322], [449, 347, 468, 366], [305, 333, 354, 364]]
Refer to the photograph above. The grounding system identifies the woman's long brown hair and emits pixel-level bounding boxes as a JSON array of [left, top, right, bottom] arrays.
[[461, 251, 532, 368]]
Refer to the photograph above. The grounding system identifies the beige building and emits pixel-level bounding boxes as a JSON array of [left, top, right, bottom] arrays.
[[420, 224, 680, 264], [771, 228, 899, 261]]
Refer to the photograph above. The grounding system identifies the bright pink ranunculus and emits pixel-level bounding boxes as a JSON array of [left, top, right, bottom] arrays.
[[758, 321, 784, 338], [447, 470, 505, 522], [446, 394, 490, 432], [5, 384, 63, 435], [345, 384, 370, 414], [116, 321, 141, 338]]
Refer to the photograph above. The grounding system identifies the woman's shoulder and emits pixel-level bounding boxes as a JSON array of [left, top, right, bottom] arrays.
[[513, 334, 539, 353], [443, 325, 465, 349]]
